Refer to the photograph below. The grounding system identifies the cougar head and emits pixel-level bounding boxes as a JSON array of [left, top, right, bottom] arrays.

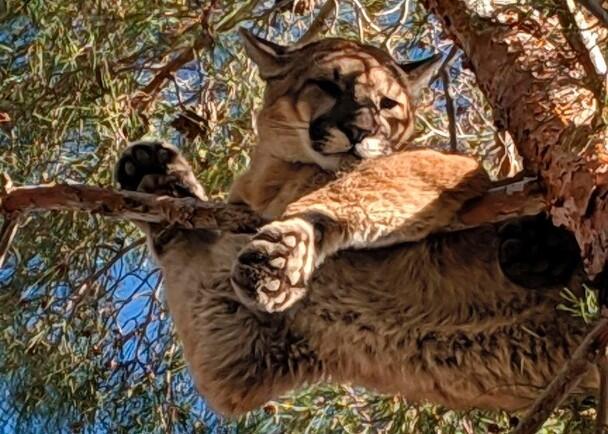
[[241, 28, 442, 171]]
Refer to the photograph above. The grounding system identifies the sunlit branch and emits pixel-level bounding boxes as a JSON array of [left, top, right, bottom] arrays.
[[0, 184, 264, 233], [0, 179, 546, 238]]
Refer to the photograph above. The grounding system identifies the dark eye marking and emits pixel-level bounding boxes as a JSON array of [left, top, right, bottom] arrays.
[[380, 97, 399, 110], [310, 79, 343, 98]]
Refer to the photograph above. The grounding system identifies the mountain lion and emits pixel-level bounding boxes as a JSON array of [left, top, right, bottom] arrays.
[[114, 31, 590, 416]]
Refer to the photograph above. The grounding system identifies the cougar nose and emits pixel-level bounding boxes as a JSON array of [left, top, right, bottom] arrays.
[[347, 125, 372, 144]]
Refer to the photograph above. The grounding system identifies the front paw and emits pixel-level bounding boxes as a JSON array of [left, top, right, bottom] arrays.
[[231, 218, 317, 312], [115, 140, 207, 200]]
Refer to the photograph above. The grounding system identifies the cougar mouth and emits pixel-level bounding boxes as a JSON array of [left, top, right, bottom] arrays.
[[310, 127, 389, 161], [352, 137, 392, 159], [308, 108, 392, 160]]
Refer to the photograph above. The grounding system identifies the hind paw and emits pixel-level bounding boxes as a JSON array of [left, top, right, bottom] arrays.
[[498, 215, 580, 288], [231, 218, 317, 312]]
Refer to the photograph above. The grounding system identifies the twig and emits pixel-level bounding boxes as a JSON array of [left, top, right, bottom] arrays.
[[0, 216, 20, 269], [297, 0, 338, 45], [132, 5, 215, 112], [561, 0, 607, 100], [439, 45, 458, 152], [0, 173, 19, 268], [0, 179, 546, 236], [349, 0, 382, 32], [511, 312, 608, 434]]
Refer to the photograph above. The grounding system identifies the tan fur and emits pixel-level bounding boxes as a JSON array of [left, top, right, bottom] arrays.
[[228, 38, 419, 219], [158, 225, 596, 416], [114, 35, 598, 417], [228, 35, 493, 312]]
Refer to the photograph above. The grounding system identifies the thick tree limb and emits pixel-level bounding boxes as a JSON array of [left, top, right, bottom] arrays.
[[579, 0, 608, 28], [0, 179, 545, 236], [511, 313, 608, 434], [422, 0, 608, 278], [0, 184, 264, 233]]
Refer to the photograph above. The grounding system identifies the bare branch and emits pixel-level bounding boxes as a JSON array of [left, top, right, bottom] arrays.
[[0, 179, 546, 236], [0, 184, 263, 233], [439, 46, 459, 152], [298, 0, 338, 45], [511, 312, 608, 434], [0, 216, 20, 269], [0, 173, 19, 268], [131, 31, 213, 111], [131, 3, 216, 112]]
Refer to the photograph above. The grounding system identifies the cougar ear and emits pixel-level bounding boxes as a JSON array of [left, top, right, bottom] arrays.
[[239, 28, 290, 80], [400, 53, 444, 100]]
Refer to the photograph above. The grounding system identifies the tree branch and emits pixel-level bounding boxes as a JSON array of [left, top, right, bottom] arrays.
[[579, 0, 608, 28], [0, 216, 20, 269], [438, 46, 459, 152], [131, 2, 217, 112], [0, 178, 546, 238], [422, 0, 608, 278], [512, 312, 608, 434], [0, 184, 264, 233], [297, 0, 338, 45]]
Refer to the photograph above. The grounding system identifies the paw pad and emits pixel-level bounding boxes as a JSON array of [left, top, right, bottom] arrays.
[[231, 218, 317, 312], [115, 141, 206, 200]]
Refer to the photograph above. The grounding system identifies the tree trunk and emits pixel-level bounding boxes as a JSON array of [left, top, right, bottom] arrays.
[[422, 0, 608, 277]]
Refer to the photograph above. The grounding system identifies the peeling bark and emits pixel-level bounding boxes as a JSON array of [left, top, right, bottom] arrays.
[[423, 0, 608, 277]]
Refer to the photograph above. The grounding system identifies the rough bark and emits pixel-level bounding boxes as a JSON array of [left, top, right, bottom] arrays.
[[0, 184, 263, 233], [0, 179, 545, 235], [422, 0, 608, 277]]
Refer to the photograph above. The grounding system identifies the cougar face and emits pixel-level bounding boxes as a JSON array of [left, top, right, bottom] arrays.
[[241, 29, 442, 170]]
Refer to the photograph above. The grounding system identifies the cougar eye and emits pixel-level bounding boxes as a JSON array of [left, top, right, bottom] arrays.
[[312, 79, 343, 98], [380, 97, 399, 110]]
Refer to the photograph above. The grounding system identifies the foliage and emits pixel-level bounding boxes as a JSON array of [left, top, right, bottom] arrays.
[[0, 0, 602, 433]]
